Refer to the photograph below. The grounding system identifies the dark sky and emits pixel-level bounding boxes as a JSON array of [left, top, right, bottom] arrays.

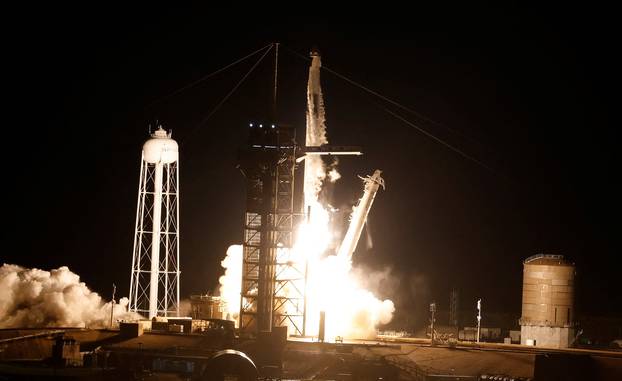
[[5, 9, 620, 325]]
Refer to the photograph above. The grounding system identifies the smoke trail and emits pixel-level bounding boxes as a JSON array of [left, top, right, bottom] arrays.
[[305, 52, 339, 207], [306, 52, 328, 148], [0, 264, 140, 328]]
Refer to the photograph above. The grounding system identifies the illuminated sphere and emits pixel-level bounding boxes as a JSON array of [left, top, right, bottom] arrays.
[[143, 127, 179, 164]]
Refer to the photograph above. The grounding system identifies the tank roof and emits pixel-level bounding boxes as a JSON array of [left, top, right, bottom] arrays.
[[524, 253, 573, 266]]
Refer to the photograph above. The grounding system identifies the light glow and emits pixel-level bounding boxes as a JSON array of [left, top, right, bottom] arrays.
[[218, 51, 394, 341]]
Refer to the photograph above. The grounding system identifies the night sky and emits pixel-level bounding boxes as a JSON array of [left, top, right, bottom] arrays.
[[6, 9, 620, 327]]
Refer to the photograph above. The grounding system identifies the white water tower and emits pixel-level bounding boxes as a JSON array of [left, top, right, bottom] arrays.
[[129, 126, 181, 318]]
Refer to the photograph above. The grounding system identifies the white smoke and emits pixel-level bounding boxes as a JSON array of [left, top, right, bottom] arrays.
[[178, 298, 193, 317], [306, 53, 328, 148], [328, 168, 341, 182], [218, 244, 242, 322], [305, 53, 340, 206], [305, 254, 395, 340], [0, 263, 140, 328]]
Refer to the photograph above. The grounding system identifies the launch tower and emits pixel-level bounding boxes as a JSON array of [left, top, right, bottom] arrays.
[[237, 123, 304, 335]]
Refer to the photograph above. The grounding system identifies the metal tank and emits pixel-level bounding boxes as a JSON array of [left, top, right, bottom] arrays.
[[520, 254, 575, 348], [142, 128, 179, 164]]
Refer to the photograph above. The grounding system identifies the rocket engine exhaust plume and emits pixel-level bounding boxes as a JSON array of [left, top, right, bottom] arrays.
[[300, 52, 394, 340], [216, 49, 395, 341], [0, 263, 140, 328]]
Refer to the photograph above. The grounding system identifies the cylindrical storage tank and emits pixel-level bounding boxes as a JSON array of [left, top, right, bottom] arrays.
[[143, 127, 179, 164], [521, 254, 575, 327]]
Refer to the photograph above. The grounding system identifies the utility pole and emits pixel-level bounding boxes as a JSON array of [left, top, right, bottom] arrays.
[[449, 288, 459, 326], [110, 284, 116, 329], [476, 298, 482, 343], [430, 302, 436, 345]]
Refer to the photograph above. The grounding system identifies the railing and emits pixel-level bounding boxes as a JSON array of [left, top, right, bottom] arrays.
[[524, 253, 564, 264]]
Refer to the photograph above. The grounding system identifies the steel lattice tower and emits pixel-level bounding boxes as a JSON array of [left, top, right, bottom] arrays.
[[237, 123, 305, 336], [128, 127, 181, 318]]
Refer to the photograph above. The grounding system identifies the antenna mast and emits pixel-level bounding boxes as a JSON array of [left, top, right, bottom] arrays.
[[110, 283, 116, 328], [273, 42, 279, 121]]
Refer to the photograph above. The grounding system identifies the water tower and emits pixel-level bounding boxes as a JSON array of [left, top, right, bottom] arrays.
[[520, 254, 575, 348], [128, 127, 181, 318]]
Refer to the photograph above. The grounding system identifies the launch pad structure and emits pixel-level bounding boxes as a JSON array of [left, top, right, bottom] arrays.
[[237, 122, 363, 336], [237, 123, 303, 335], [235, 46, 371, 338]]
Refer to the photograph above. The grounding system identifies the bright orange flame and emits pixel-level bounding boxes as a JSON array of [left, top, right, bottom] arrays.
[[219, 199, 395, 341], [292, 201, 395, 341]]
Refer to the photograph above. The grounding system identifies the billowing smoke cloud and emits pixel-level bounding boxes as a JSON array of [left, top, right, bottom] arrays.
[[178, 298, 193, 317], [218, 245, 242, 323], [327, 159, 341, 183], [351, 265, 400, 300], [0, 264, 140, 328], [304, 255, 395, 340]]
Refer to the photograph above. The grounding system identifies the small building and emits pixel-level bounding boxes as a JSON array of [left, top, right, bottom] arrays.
[[190, 294, 227, 320], [509, 329, 521, 343], [458, 327, 501, 342], [51, 336, 81, 367], [119, 322, 144, 338]]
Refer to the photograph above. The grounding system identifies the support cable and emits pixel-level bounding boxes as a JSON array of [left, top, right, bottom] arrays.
[[283, 45, 479, 145], [273, 42, 279, 120], [378, 103, 497, 173], [283, 45, 496, 174], [180, 44, 274, 145], [145, 43, 273, 110]]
